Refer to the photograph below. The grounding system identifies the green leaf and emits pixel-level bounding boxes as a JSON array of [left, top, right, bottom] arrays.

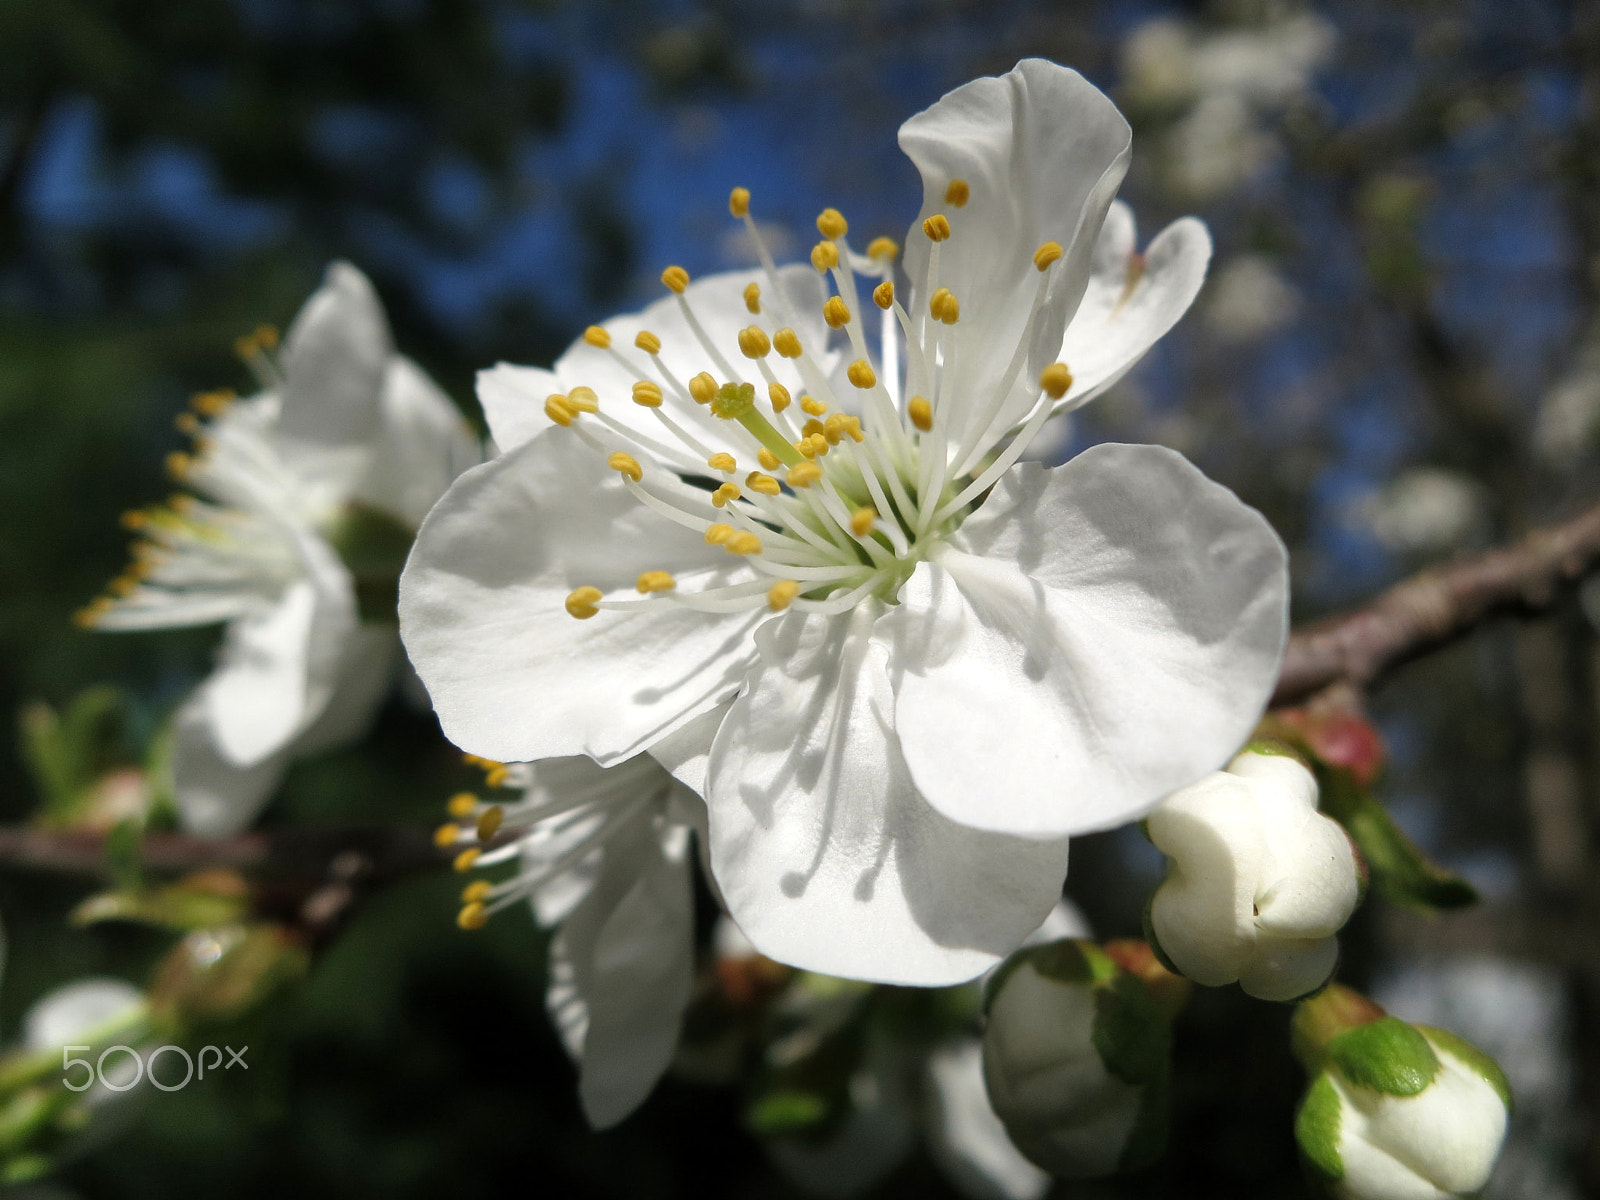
[[745, 1089, 830, 1135], [104, 816, 143, 892], [1327, 1017, 1439, 1097], [1317, 767, 1478, 911], [1294, 1073, 1345, 1182], [1419, 1027, 1513, 1112]]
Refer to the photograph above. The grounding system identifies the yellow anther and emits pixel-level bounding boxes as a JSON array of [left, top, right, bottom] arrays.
[[768, 382, 792, 412], [107, 575, 138, 597], [724, 531, 763, 555], [234, 332, 260, 359], [704, 523, 735, 545], [738, 325, 771, 358], [635, 570, 677, 595], [745, 472, 782, 495], [544, 394, 576, 426], [794, 438, 816, 460], [923, 214, 951, 242], [873, 281, 895, 310], [786, 462, 824, 488], [457, 902, 489, 930], [729, 186, 751, 217], [120, 510, 148, 531], [634, 330, 662, 354], [632, 381, 664, 408], [689, 372, 718, 404], [608, 451, 643, 482], [808, 433, 830, 456], [453, 847, 482, 872], [767, 580, 801, 611], [661, 265, 690, 293], [800, 395, 828, 416], [929, 287, 957, 322], [850, 506, 877, 537], [567, 386, 599, 413], [823, 413, 849, 444], [447, 792, 478, 820], [816, 207, 848, 239], [476, 806, 505, 841], [708, 452, 737, 473], [846, 359, 877, 389], [1039, 362, 1074, 400], [434, 823, 462, 849], [801, 418, 825, 439], [711, 483, 742, 508], [773, 328, 802, 358], [175, 412, 200, 435], [192, 388, 235, 416], [461, 879, 492, 904], [165, 451, 192, 478], [168, 493, 194, 513], [945, 179, 970, 207], [939, 294, 959, 324], [565, 586, 604, 619], [583, 325, 611, 348], [908, 395, 933, 432], [485, 764, 509, 789], [867, 236, 899, 262], [810, 241, 839, 272], [757, 447, 781, 471], [72, 599, 112, 628], [743, 282, 761, 314], [823, 296, 850, 329], [253, 324, 279, 350], [1033, 241, 1064, 271]]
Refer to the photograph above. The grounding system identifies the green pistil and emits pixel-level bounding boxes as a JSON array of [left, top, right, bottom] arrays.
[[712, 382, 804, 468]]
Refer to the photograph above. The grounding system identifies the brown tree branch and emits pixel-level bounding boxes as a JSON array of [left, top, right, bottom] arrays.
[[1274, 499, 1600, 706]]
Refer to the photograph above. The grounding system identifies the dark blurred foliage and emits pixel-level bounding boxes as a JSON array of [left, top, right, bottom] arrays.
[[0, 0, 1598, 1196]]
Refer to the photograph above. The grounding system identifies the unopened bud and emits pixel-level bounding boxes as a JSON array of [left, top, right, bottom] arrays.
[[982, 940, 1170, 1179], [1293, 986, 1511, 1200], [1146, 747, 1362, 1001]]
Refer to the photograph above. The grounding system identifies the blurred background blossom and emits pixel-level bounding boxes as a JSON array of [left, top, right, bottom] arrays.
[[1, 0, 1598, 1196]]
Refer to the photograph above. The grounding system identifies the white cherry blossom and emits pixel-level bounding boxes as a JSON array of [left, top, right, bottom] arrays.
[[401, 59, 1289, 985], [83, 263, 479, 836]]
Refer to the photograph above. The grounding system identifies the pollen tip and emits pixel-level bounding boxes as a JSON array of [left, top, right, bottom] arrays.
[[872, 281, 894, 310], [823, 296, 850, 329], [944, 179, 970, 207], [922, 214, 951, 242], [457, 902, 489, 930], [607, 451, 643, 482], [484, 764, 509, 788], [636, 569, 677, 594], [453, 847, 482, 873], [809, 241, 839, 272], [757, 447, 781, 471], [461, 880, 492, 904], [729, 186, 751, 217], [1033, 241, 1064, 271], [711, 482, 742, 508], [737, 325, 771, 359], [786, 462, 823, 489], [724, 531, 763, 555], [743, 281, 761, 315], [850, 506, 877, 537], [846, 359, 877, 389], [632, 381, 664, 408], [773, 328, 802, 359], [767, 580, 801, 611], [661, 265, 690, 293], [544, 393, 577, 426], [908, 395, 933, 432], [475, 805, 505, 841], [688, 372, 718, 404], [815, 207, 848, 239], [434, 823, 462, 849], [800, 395, 828, 416], [708, 451, 737, 473], [1039, 362, 1074, 400], [565, 586, 604, 619], [704, 522, 735, 545], [745, 471, 781, 495], [252, 324, 279, 350], [767, 382, 792, 413], [119, 509, 149, 531], [447, 792, 478, 819], [634, 330, 662, 354], [866, 236, 899, 262], [583, 325, 611, 349]]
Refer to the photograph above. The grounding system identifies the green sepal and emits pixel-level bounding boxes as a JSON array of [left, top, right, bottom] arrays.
[[1419, 1026, 1513, 1112], [1117, 1054, 1171, 1173], [1317, 765, 1477, 911], [982, 939, 1110, 1015], [1295, 1072, 1346, 1182], [746, 1089, 830, 1135], [1326, 1017, 1439, 1097], [104, 816, 143, 893], [1093, 972, 1170, 1087], [324, 501, 416, 623]]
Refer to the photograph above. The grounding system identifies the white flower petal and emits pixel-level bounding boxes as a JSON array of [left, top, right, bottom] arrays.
[[277, 261, 392, 449], [545, 817, 695, 1128], [24, 979, 145, 1052], [1056, 211, 1212, 412], [398, 431, 762, 764], [926, 1040, 1052, 1200], [647, 702, 726, 796], [289, 624, 399, 757], [169, 691, 294, 837], [478, 362, 561, 455], [707, 606, 1071, 986], [898, 59, 1131, 441], [889, 446, 1288, 838], [353, 356, 481, 527]]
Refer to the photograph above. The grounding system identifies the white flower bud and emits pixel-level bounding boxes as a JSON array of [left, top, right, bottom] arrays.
[[981, 941, 1168, 1179], [1147, 747, 1360, 1001], [1296, 1006, 1511, 1200]]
